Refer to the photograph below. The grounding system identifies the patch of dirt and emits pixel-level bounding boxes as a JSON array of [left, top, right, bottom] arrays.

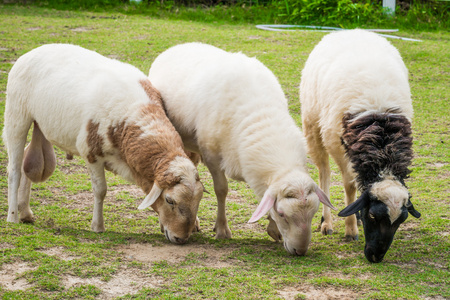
[[26, 27, 42, 31], [0, 243, 15, 249], [38, 246, 79, 261], [47, 184, 146, 211], [61, 266, 164, 299], [0, 262, 35, 291], [322, 271, 373, 281], [119, 243, 237, 268], [107, 54, 122, 60], [70, 27, 91, 32], [278, 284, 363, 300]]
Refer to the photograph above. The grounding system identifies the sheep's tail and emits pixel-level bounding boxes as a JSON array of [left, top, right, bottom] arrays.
[[23, 121, 56, 182]]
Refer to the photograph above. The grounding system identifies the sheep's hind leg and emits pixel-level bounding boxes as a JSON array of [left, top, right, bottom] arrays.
[[5, 121, 32, 223], [203, 155, 231, 239], [87, 163, 107, 233], [18, 166, 34, 223]]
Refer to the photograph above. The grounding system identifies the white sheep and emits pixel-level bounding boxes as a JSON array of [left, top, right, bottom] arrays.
[[148, 42, 335, 255], [300, 29, 421, 262], [3, 44, 204, 244]]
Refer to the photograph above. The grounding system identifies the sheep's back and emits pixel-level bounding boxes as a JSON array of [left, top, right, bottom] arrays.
[[300, 30, 413, 139], [6, 44, 150, 153], [150, 43, 307, 194]]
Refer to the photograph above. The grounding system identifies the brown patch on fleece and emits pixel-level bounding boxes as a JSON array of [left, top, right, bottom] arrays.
[[107, 80, 187, 193], [86, 120, 104, 164], [341, 111, 413, 189]]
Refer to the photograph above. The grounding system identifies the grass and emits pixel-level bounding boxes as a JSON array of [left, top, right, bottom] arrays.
[[0, 4, 449, 299]]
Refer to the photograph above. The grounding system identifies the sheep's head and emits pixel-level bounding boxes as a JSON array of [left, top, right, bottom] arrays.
[[138, 156, 203, 244], [338, 179, 421, 263], [249, 172, 335, 256]]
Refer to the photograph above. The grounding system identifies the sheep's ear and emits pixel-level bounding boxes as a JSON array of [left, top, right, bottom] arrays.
[[315, 185, 336, 210], [248, 189, 276, 223], [338, 189, 370, 217], [406, 199, 421, 218], [138, 183, 163, 210]]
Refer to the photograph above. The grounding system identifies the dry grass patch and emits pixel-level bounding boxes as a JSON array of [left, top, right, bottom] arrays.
[[62, 266, 163, 299], [0, 261, 36, 291], [38, 246, 80, 261], [119, 243, 238, 268], [278, 284, 364, 300]]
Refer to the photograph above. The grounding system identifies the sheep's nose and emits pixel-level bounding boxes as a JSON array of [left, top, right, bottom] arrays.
[[294, 248, 307, 256], [365, 248, 385, 263], [174, 236, 187, 245]]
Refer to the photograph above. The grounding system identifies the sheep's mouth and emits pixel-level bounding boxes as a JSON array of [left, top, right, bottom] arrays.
[[164, 229, 170, 241]]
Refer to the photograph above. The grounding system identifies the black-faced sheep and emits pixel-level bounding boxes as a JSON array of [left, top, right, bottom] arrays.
[[300, 29, 420, 262], [3, 44, 203, 244], [149, 42, 335, 255]]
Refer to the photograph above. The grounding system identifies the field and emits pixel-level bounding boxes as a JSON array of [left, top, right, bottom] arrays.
[[0, 4, 449, 299]]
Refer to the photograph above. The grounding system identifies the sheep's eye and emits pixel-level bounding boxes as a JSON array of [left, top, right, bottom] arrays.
[[166, 196, 175, 205], [286, 193, 295, 199], [278, 211, 285, 218], [369, 213, 375, 220]]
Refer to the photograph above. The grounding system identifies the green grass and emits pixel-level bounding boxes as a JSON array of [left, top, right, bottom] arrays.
[[0, 4, 449, 300]]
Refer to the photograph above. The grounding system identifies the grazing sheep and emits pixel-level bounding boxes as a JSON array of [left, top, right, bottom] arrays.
[[300, 29, 421, 262], [3, 44, 203, 244], [149, 42, 335, 255]]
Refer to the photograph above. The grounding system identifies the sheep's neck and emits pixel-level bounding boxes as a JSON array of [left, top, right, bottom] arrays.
[[341, 112, 413, 190]]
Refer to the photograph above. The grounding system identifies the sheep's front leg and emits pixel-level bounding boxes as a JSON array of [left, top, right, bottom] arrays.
[[334, 154, 358, 241], [87, 163, 107, 233], [203, 155, 231, 239], [342, 170, 358, 241], [318, 156, 333, 235]]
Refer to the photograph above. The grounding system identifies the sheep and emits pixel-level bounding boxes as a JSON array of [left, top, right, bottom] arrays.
[[148, 42, 335, 256], [3, 44, 204, 245], [299, 29, 421, 263]]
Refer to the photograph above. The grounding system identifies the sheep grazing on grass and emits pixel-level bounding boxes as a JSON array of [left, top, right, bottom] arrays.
[[149, 42, 335, 256], [3, 44, 203, 244], [300, 29, 421, 263]]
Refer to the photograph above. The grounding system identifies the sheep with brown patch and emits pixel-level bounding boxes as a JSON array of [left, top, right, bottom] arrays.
[[3, 44, 203, 244], [149, 42, 335, 256], [300, 29, 421, 263]]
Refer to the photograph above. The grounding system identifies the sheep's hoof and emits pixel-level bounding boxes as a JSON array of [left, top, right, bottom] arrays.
[[92, 224, 105, 233], [320, 223, 333, 236], [214, 226, 232, 239], [20, 216, 35, 224], [344, 234, 359, 242], [7, 213, 20, 223]]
